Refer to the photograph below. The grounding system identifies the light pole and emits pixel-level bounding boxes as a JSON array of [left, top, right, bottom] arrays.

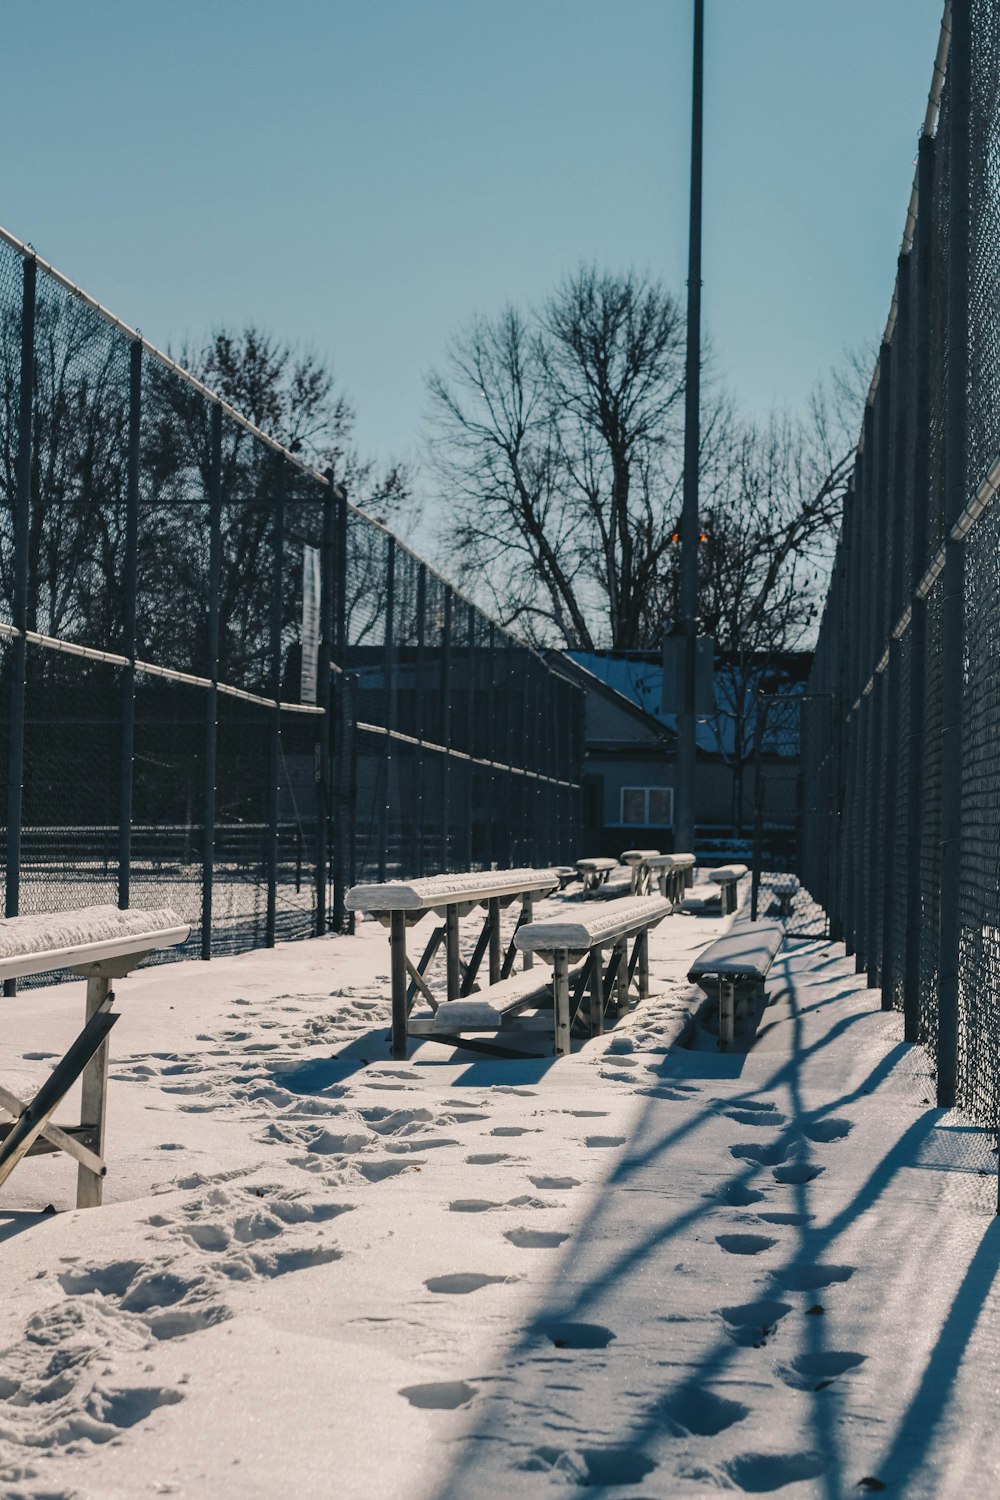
[[675, 0, 704, 855]]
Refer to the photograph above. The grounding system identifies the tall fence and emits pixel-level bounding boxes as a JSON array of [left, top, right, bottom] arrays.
[[0, 228, 583, 974], [801, 0, 1000, 1133]]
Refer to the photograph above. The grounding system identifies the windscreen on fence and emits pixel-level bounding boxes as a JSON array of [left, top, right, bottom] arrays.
[[802, 0, 1000, 1132], [0, 228, 583, 979]]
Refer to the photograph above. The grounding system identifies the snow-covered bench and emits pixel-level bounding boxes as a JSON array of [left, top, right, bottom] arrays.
[[575, 857, 618, 892], [515, 895, 671, 1054], [0, 905, 190, 1208], [707, 864, 748, 915], [619, 848, 660, 895], [769, 874, 800, 918], [687, 919, 784, 1049], [345, 868, 560, 1058], [647, 852, 696, 903]]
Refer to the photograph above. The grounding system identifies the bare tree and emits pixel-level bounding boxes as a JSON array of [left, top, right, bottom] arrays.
[[428, 268, 696, 649]]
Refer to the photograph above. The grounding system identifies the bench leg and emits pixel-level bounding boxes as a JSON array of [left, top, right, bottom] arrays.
[[389, 910, 409, 1061], [637, 929, 650, 1001], [488, 897, 502, 984], [590, 946, 604, 1037], [445, 905, 461, 1000], [615, 936, 629, 1019], [553, 949, 570, 1055], [77, 976, 113, 1208], [521, 893, 534, 971], [718, 979, 735, 1051]]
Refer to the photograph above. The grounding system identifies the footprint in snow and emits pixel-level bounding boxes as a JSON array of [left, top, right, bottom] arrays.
[[504, 1228, 569, 1250], [424, 1273, 511, 1294], [801, 1116, 854, 1143], [467, 1152, 514, 1165], [718, 1299, 792, 1347], [723, 1450, 828, 1492], [538, 1322, 615, 1350], [716, 1233, 778, 1256], [774, 1264, 854, 1292], [399, 1380, 477, 1409], [730, 1141, 788, 1168], [658, 1385, 750, 1436], [726, 1108, 789, 1128], [585, 1135, 626, 1149], [773, 1161, 825, 1185], [529, 1175, 580, 1191], [776, 1351, 866, 1391]]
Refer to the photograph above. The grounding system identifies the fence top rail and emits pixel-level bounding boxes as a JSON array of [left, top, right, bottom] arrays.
[[0, 222, 573, 689]]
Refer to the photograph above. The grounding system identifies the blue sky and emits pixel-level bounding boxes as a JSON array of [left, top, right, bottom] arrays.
[[3, 0, 944, 497]]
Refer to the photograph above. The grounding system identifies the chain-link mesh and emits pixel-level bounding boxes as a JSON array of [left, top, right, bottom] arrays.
[[0, 233, 583, 982], [802, 2, 1000, 1133]]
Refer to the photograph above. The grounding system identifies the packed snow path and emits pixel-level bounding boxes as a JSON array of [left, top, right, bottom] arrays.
[[0, 899, 997, 1498]]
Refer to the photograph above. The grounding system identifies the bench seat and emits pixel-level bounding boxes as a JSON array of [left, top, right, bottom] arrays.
[[0, 904, 189, 1208], [346, 868, 561, 1058], [706, 864, 748, 915], [516, 896, 670, 1053], [647, 852, 696, 901], [769, 875, 801, 917], [678, 882, 721, 913], [407, 964, 582, 1036], [346, 867, 559, 916], [688, 919, 785, 1049], [619, 848, 660, 894]]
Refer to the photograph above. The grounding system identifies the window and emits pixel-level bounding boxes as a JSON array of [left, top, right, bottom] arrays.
[[620, 786, 674, 827]]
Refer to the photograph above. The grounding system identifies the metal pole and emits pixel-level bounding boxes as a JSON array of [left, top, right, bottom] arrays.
[[676, 0, 704, 857], [867, 343, 892, 990], [331, 486, 349, 930], [937, 0, 971, 1108], [379, 537, 396, 883], [315, 474, 336, 935], [415, 563, 427, 877], [904, 133, 935, 1041], [265, 462, 286, 948], [118, 338, 141, 911], [201, 405, 222, 959], [464, 603, 475, 869], [440, 588, 453, 872], [4, 255, 36, 995]]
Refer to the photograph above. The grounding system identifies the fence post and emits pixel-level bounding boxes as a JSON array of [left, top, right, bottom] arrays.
[[265, 462, 286, 948], [199, 404, 222, 959], [903, 137, 935, 1039], [118, 338, 141, 912], [332, 486, 350, 930], [487, 623, 497, 867], [937, 0, 971, 1108], [315, 473, 336, 936], [464, 603, 475, 869], [4, 255, 35, 995], [415, 564, 427, 877], [379, 536, 396, 882], [440, 588, 453, 871], [867, 342, 892, 989]]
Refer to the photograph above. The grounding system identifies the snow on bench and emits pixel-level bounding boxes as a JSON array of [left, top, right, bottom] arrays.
[[346, 868, 559, 915], [687, 919, 785, 1050], [707, 864, 749, 915], [0, 904, 190, 1208], [678, 882, 722, 913], [647, 852, 696, 901], [619, 848, 660, 894], [515, 895, 671, 1054], [345, 868, 561, 1059], [575, 857, 618, 892], [407, 962, 582, 1038]]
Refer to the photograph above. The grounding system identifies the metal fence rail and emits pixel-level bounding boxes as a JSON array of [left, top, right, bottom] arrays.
[[0, 227, 583, 980], [803, 0, 1000, 1152]]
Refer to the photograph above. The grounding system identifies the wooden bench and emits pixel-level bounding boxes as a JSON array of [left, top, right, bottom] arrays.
[[769, 874, 800, 918], [619, 848, 660, 895], [687, 919, 784, 1050], [0, 905, 190, 1207], [346, 868, 560, 1058], [515, 895, 671, 1055], [647, 852, 696, 903], [707, 863, 748, 915], [575, 857, 618, 892]]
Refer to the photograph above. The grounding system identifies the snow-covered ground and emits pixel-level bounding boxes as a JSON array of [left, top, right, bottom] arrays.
[[1, 886, 998, 1499]]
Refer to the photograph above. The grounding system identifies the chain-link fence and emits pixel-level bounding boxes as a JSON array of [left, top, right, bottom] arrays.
[[803, 0, 1000, 1142], [0, 228, 583, 983]]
